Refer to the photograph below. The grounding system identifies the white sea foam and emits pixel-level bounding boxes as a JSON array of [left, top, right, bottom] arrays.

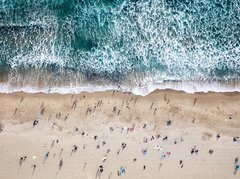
[[2, 0, 240, 83], [0, 81, 239, 96], [1, 1, 240, 95]]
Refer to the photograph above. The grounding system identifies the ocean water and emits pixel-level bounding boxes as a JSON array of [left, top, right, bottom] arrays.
[[0, 0, 240, 95]]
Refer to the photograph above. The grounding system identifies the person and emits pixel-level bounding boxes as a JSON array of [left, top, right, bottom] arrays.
[[167, 120, 171, 126], [33, 120, 38, 127], [102, 157, 107, 162], [99, 165, 104, 173], [234, 157, 239, 164], [233, 137, 239, 142], [117, 149, 120, 155], [195, 149, 199, 155], [117, 170, 121, 176], [208, 149, 214, 155], [234, 165, 239, 175], [110, 127, 113, 132], [191, 148, 194, 155], [19, 157, 23, 166], [161, 153, 166, 159], [180, 160, 183, 165], [142, 148, 147, 155], [59, 159, 63, 170], [236, 165, 240, 170], [45, 151, 49, 160], [174, 139, 177, 144], [120, 166, 125, 173], [163, 136, 168, 141], [32, 164, 36, 175], [14, 108, 17, 115], [143, 165, 146, 170], [121, 143, 126, 150], [73, 145, 78, 152], [117, 110, 121, 116]]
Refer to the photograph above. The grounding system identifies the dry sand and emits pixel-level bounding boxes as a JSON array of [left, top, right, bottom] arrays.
[[0, 90, 240, 179]]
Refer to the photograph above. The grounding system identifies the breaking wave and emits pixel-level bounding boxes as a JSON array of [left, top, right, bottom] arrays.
[[0, 0, 240, 94]]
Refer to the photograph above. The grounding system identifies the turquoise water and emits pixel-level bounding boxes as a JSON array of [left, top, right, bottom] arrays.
[[0, 0, 240, 92]]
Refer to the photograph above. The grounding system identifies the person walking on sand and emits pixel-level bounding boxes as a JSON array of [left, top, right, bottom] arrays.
[[19, 157, 23, 166], [117, 149, 120, 155], [73, 145, 78, 152], [32, 164, 36, 175], [96, 165, 104, 178], [45, 151, 49, 159], [234, 157, 238, 164], [179, 160, 184, 168], [43, 151, 49, 163], [59, 159, 63, 170]]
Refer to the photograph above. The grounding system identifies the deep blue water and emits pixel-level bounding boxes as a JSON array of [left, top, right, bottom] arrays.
[[0, 0, 240, 89]]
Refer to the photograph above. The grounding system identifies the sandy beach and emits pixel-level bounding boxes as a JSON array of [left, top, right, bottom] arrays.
[[0, 90, 240, 179]]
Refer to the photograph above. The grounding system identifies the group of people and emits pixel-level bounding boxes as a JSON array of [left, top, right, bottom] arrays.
[[17, 116, 239, 178]]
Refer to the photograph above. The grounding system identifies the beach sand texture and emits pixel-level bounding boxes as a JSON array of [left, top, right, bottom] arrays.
[[0, 90, 240, 179]]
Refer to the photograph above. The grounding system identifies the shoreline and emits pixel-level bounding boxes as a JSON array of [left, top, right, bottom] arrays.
[[1, 79, 240, 96]]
